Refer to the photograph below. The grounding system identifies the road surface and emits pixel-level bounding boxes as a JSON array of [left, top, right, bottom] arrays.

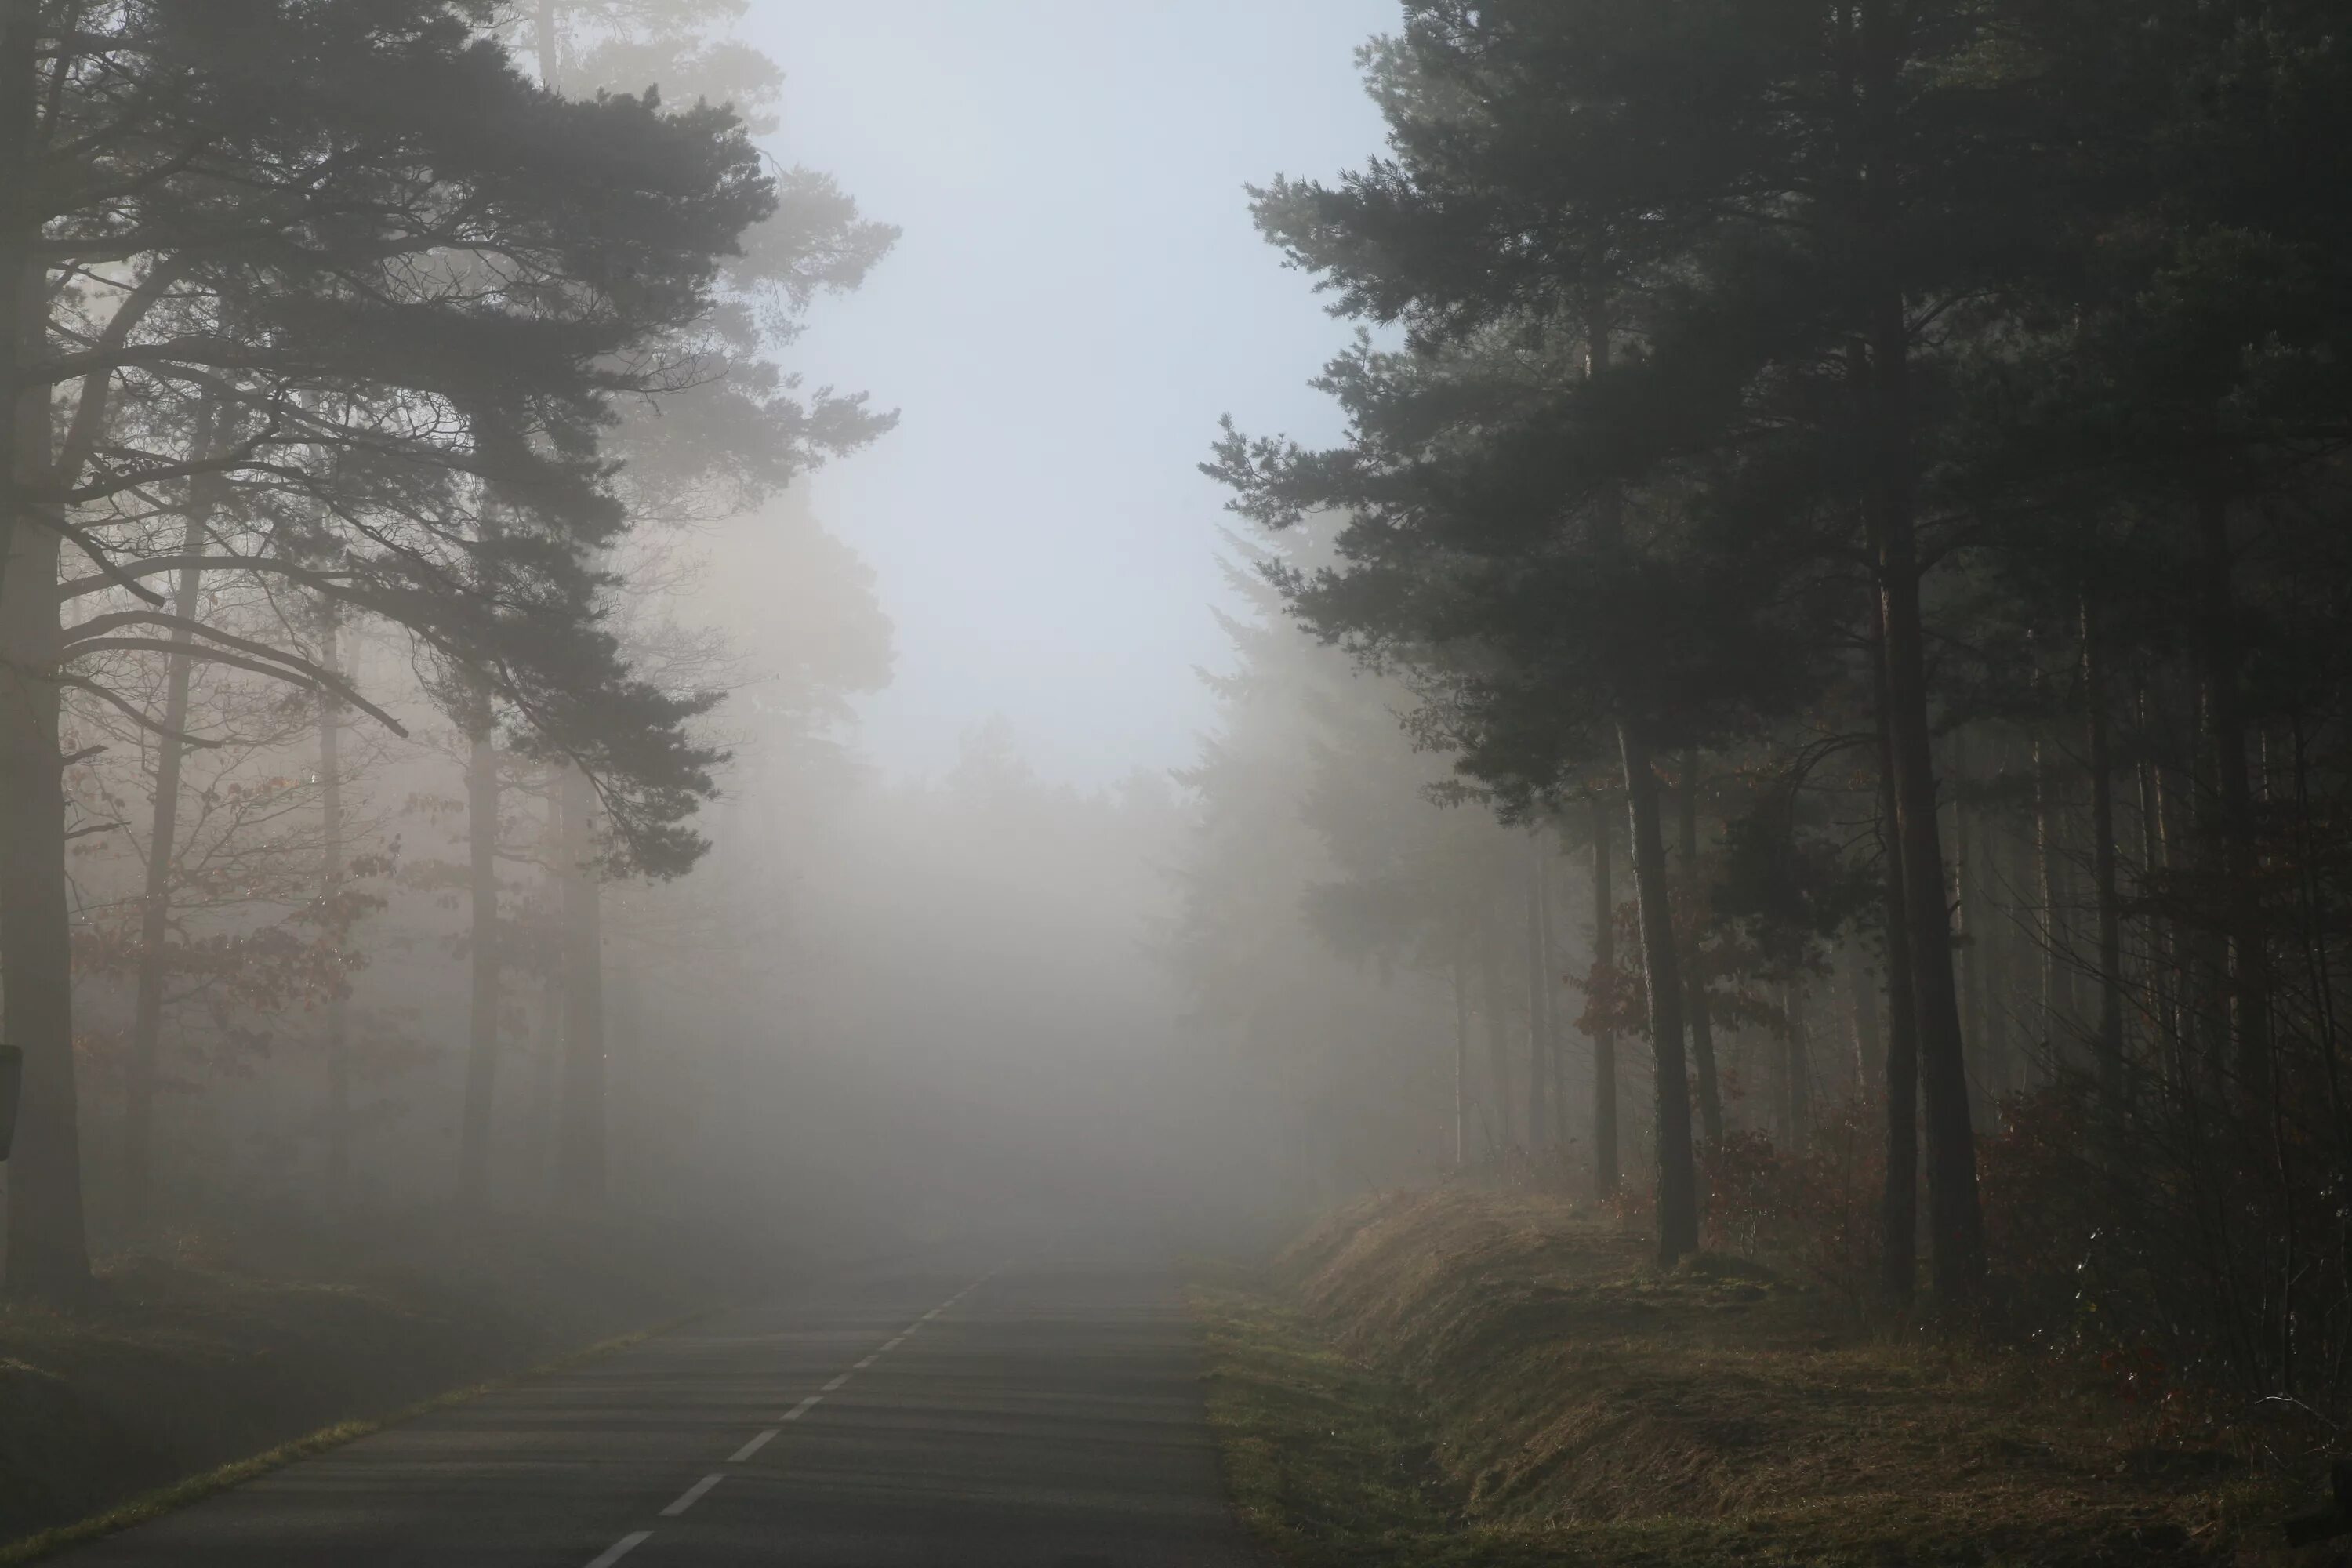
[[57, 1250, 1262, 1567]]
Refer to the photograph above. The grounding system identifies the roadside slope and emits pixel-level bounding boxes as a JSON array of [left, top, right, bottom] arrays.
[[1195, 1188, 2285, 1567]]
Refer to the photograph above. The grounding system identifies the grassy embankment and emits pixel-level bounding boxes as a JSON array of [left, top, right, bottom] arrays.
[[1192, 1189, 2312, 1567], [0, 1208, 776, 1559]]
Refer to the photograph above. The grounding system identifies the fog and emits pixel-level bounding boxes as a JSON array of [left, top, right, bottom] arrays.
[[1, 2, 1432, 1289]]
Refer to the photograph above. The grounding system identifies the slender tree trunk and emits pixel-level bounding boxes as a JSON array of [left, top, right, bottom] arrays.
[[2082, 598, 2125, 1105], [1478, 892, 1511, 1164], [457, 712, 499, 1206], [1524, 842, 1550, 1152], [1860, 0, 1982, 1301], [2, 528, 88, 1303], [1949, 728, 1994, 1125], [1875, 608, 1919, 1304], [555, 765, 608, 1206], [319, 610, 350, 1191], [1853, 954, 1885, 1102], [123, 449, 218, 1222], [1678, 754, 1725, 1143], [0, 0, 39, 615], [1451, 934, 1471, 1170], [1621, 724, 1699, 1264], [2197, 492, 2269, 1098], [1786, 985, 1813, 1145], [2034, 707, 2076, 1076], [526, 965, 562, 1205], [1541, 855, 1570, 1151], [1590, 793, 1619, 1198], [0, 4, 87, 1303]]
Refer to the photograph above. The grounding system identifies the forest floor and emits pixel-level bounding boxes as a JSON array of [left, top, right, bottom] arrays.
[[1188, 1188, 2324, 1568], [0, 1207, 782, 1555]]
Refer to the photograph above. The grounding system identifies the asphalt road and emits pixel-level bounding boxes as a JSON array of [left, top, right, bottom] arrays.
[[58, 1249, 1263, 1567]]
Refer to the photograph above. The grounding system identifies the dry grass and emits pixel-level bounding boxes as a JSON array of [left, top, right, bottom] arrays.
[[1194, 1188, 2311, 1567]]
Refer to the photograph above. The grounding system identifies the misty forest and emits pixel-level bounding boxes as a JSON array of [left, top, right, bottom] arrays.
[[0, 3, 2350, 1566]]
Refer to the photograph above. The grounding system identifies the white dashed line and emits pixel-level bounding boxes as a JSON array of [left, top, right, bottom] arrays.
[[584, 1531, 652, 1568], [822, 1371, 851, 1392], [854, 1353, 878, 1370], [729, 1428, 779, 1463], [780, 1394, 822, 1421], [659, 1475, 725, 1518]]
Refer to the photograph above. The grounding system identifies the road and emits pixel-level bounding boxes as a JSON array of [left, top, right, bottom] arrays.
[[58, 1250, 1263, 1567]]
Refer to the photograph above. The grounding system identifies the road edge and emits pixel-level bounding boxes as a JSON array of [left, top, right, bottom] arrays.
[[0, 1313, 709, 1567]]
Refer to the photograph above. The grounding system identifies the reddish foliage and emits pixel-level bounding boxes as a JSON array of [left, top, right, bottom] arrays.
[[1700, 1103, 1884, 1304]]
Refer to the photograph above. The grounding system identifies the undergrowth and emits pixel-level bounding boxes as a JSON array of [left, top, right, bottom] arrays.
[[1191, 1189, 2314, 1567]]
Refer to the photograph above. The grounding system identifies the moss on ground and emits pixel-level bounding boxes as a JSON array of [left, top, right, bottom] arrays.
[[1190, 1189, 2314, 1567]]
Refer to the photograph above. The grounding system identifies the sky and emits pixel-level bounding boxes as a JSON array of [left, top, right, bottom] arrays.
[[743, 0, 1399, 785]]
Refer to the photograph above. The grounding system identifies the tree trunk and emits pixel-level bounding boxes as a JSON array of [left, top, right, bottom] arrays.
[[1860, 0, 1981, 1302], [1948, 728, 1996, 1124], [1621, 724, 1699, 1265], [318, 610, 350, 1191], [1678, 754, 1725, 1144], [1875, 607, 1920, 1305], [2082, 599, 2125, 1105], [1, 527, 89, 1304], [1590, 793, 1618, 1198], [0, 5, 86, 1305], [1786, 985, 1812, 1145], [1541, 854, 1570, 1151], [457, 713, 499, 1205], [0, 0, 42, 612], [1853, 953, 1884, 1102], [2034, 707, 2076, 1076], [1451, 933, 1471, 1169], [2197, 492, 2268, 1098], [554, 765, 608, 1207], [1872, 321, 1985, 1298], [1478, 891, 1511, 1164], [1524, 841, 1550, 1152], [123, 451, 217, 1222]]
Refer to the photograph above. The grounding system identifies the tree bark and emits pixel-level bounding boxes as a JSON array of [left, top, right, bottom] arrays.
[[1451, 933, 1471, 1169], [1860, 0, 1982, 1302], [1875, 608, 1920, 1305], [1678, 754, 1725, 1144], [1478, 891, 1511, 1164], [1786, 985, 1813, 1145], [554, 764, 608, 1207], [122, 446, 217, 1223], [318, 609, 350, 1191], [2197, 492, 2268, 1098], [2082, 598, 2125, 1105], [1, 528, 89, 1304], [1524, 841, 1551, 1152], [1621, 724, 1699, 1265], [457, 712, 499, 1205], [1853, 953, 1884, 1102], [1590, 793, 1618, 1198], [2034, 698, 2077, 1075]]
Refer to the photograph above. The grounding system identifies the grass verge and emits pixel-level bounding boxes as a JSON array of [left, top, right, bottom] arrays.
[[1190, 1190, 2308, 1567]]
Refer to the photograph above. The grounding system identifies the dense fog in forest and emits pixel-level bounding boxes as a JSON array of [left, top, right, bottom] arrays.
[[6, 5, 2352, 1560]]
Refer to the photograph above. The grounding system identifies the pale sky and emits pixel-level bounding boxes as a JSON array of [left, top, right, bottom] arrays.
[[746, 1, 1398, 783]]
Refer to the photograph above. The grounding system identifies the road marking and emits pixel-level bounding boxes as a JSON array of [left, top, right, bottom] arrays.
[[884, 1335, 906, 1350], [780, 1394, 822, 1421], [854, 1353, 878, 1370], [822, 1371, 851, 1392], [729, 1428, 779, 1463], [660, 1475, 725, 1518], [585, 1532, 652, 1568]]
